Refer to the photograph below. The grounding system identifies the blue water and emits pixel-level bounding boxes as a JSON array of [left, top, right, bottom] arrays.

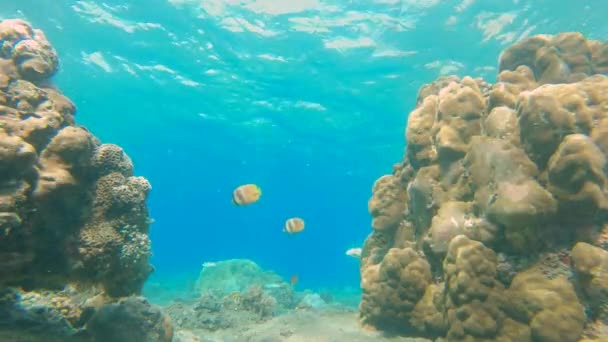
[[1, 0, 606, 292]]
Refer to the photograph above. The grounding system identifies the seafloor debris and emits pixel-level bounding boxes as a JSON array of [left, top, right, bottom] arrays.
[[361, 32, 608, 341], [0, 18, 170, 341]]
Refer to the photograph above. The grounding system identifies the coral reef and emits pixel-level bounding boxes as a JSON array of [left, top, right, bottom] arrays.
[[196, 259, 285, 296], [195, 259, 297, 313], [0, 19, 168, 340], [86, 296, 173, 342], [0, 286, 172, 342], [361, 32, 608, 341], [165, 258, 298, 332], [165, 259, 387, 341], [166, 258, 368, 337], [0, 17, 152, 296], [165, 285, 281, 332]]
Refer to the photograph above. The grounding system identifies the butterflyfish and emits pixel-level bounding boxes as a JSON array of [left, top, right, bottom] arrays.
[[232, 184, 262, 206], [284, 217, 305, 234]]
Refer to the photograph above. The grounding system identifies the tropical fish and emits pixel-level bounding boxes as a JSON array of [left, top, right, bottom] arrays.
[[284, 217, 305, 234], [232, 184, 262, 206], [290, 274, 299, 286], [226, 291, 242, 304], [345, 247, 362, 259]]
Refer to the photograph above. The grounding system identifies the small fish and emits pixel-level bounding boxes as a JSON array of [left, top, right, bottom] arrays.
[[232, 184, 262, 206], [290, 274, 299, 286], [284, 217, 305, 234], [345, 247, 362, 259], [226, 292, 242, 304]]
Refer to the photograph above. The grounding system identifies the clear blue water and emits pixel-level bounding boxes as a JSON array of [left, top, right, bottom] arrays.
[[1, 0, 606, 293]]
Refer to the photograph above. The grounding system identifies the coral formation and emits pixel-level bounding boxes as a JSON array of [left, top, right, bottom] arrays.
[[0, 17, 152, 296], [360, 32, 608, 341], [0, 18, 168, 340], [195, 259, 296, 313], [166, 285, 281, 332], [166, 259, 300, 334], [196, 259, 285, 296], [166, 259, 369, 340], [86, 296, 173, 342]]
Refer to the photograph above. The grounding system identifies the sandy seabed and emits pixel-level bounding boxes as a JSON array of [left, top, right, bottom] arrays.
[[174, 308, 431, 342]]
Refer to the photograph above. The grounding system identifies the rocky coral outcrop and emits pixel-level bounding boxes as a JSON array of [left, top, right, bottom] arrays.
[[196, 259, 286, 296], [360, 31, 608, 341], [195, 259, 296, 313], [162, 259, 302, 336], [86, 296, 173, 342], [360, 247, 431, 333], [0, 19, 168, 340]]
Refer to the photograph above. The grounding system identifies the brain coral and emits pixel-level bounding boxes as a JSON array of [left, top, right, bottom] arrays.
[[0, 19, 154, 297], [361, 32, 608, 341]]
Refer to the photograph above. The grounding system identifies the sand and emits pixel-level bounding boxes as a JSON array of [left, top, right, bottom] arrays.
[[173, 308, 431, 342]]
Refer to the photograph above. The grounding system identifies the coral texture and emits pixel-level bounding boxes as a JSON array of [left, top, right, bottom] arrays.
[[196, 259, 285, 296], [360, 32, 608, 341], [0, 19, 166, 341], [195, 259, 296, 313], [0, 18, 152, 296]]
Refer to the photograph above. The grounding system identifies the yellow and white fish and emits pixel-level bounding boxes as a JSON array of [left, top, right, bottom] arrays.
[[232, 184, 262, 206], [283, 217, 305, 234]]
